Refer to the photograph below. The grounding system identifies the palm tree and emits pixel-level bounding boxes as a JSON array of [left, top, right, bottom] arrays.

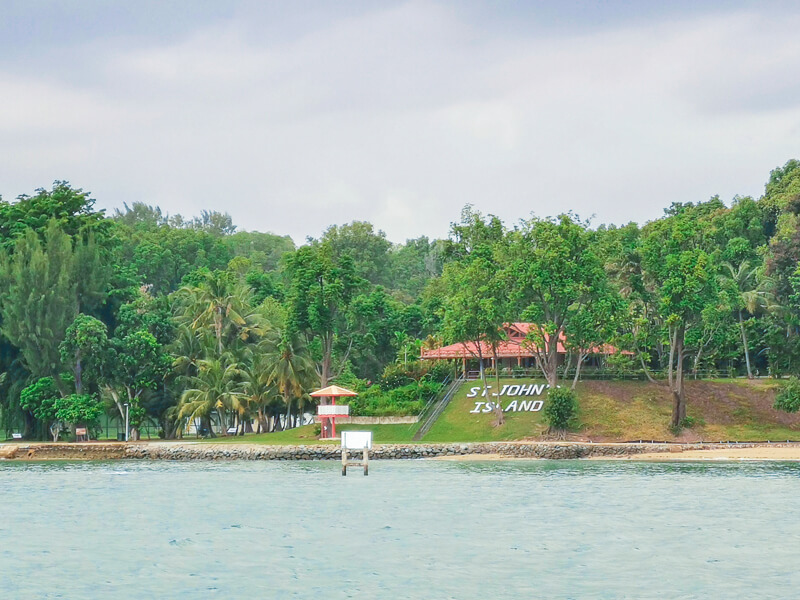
[[177, 355, 245, 436], [263, 331, 315, 430], [721, 261, 767, 379], [177, 273, 264, 356], [240, 354, 279, 433]]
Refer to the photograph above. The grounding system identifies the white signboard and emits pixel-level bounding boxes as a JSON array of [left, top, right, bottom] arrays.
[[318, 405, 350, 417], [342, 431, 372, 450]]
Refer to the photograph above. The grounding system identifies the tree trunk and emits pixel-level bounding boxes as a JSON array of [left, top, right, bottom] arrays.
[[667, 325, 677, 389], [571, 352, 587, 391], [692, 346, 703, 380], [320, 334, 333, 388], [74, 356, 83, 395], [670, 326, 686, 429], [491, 345, 505, 426], [285, 392, 293, 431], [562, 352, 574, 380], [203, 415, 215, 438], [739, 311, 753, 379], [639, 353, 657, 383]]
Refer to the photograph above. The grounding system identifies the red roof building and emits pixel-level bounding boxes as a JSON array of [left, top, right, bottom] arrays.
[[421, 323, 624, 374]]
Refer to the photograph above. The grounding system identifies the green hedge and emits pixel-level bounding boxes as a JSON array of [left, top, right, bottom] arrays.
[[347, 380, 442, 416]]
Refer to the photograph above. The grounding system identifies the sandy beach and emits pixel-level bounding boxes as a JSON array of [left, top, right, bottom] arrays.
[[610, 446, 800, 461], [429, 445, 800, 461]]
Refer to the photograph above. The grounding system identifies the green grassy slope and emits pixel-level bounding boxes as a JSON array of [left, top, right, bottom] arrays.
[[426, 378, 800, 443], [195, 378, 800, 445]]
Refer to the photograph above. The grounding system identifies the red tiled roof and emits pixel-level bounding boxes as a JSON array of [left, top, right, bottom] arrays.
[[420, 323, 626, 360]]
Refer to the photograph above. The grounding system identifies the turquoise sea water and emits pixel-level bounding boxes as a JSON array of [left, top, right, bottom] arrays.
[[1, 459, 799, 599]]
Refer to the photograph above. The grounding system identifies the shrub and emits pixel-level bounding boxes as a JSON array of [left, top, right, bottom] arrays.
[[347, 380, 441, 416], [679, 415, 704, 428], [544, 387, 578, 432], [427, 360, 454, 383], [775, 377, 800, 413]]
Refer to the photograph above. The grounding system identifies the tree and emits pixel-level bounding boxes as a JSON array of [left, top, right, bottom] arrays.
[[544, 387, 578, 438], [20, 377, 64, 442], [640, 203, 720, 428], [440, 254, 507, 425], [284, 244, 363, 389], [262, 330, 315, 431], [720, 261, 764, 378], [0, 222, 78, 382], [177, 271, 264, 356], [321, 221, 392, 285], [106, 330, 172, 440], [564, 293, 624, 390], [60, 314, 110, 395], [0, 181, 109, 248], [53, 394, 103, 439], [177, 355, 245, 436], [504, 214, 609, 387], [439, 207, 509, 425]]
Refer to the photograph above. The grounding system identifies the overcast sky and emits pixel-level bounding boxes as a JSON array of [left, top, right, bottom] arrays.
[[1, 1, 799, 243]]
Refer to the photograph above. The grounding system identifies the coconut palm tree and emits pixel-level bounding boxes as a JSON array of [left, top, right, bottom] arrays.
[[177, 354, 245, 436], [177, 272, 265, 355], [240, 354, 280, 433], [721, 261, 768, 379], [262, 331, 315, 430]]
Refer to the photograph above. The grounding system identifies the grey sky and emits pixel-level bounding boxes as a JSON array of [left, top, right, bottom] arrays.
[[1, 1, 799, 243]]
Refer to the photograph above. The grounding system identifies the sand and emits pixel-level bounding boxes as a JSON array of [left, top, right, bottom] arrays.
[[613, 446, 800, 461], [430, 446, 800, 461]]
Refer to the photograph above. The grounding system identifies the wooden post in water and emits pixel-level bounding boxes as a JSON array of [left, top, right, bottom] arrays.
[[341, 431, 372, 476]]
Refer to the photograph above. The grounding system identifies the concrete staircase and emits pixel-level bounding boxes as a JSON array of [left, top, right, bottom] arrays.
[[413, 376, 464, 441]]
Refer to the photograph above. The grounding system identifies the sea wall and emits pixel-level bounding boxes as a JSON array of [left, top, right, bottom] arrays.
[[2, 441, 780, 461], [125, 442, 668, 460]]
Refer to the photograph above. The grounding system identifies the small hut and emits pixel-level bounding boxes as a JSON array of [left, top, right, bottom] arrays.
[[310, 385, 357, 439]]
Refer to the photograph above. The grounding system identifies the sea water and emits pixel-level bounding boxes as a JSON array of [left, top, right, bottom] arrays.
[[1, 459, 799, 599]]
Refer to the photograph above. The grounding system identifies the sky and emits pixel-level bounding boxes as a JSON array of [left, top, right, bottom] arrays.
[[1, 0, 799, 244]]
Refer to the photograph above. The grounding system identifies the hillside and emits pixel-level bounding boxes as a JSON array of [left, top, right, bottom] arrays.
[[423, 378, 800, 443], [194, 378, 800, 445]]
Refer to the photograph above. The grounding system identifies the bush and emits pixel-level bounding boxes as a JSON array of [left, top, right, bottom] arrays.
[[679, 415, 704, 429], [427, 361, 454, 383], [544, 387, 578, 432], [775, 377, 800, 413], [347, 380, 441, 416]]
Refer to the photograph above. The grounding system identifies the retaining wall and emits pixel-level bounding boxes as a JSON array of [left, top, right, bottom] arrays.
[[3, 441, 781, 461]]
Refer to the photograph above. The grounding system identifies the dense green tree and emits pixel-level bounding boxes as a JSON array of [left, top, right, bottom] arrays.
[[0, 182, 108, 247], [284, 244, 364, 388], [321, 221, 391, 285], [0, 223, 78, 383], [504, 214, 609, 387], [439, 208, 509, 425], [640, 202, 720, 427], [262, 330, 315, 431]]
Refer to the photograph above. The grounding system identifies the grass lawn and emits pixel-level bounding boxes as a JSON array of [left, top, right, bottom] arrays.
[[425, 378, 800, 443], [424, 378, 548, 442], [192, 378, 800, 445]]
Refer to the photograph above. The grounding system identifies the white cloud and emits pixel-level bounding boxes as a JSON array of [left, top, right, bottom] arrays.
[[0, 4, 799, 242]]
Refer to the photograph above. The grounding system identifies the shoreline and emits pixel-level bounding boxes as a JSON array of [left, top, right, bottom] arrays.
[[5, 440, 800, 462]]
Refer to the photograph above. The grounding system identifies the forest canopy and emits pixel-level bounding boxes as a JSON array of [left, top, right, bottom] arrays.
[[2, 159, 800, 438]]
